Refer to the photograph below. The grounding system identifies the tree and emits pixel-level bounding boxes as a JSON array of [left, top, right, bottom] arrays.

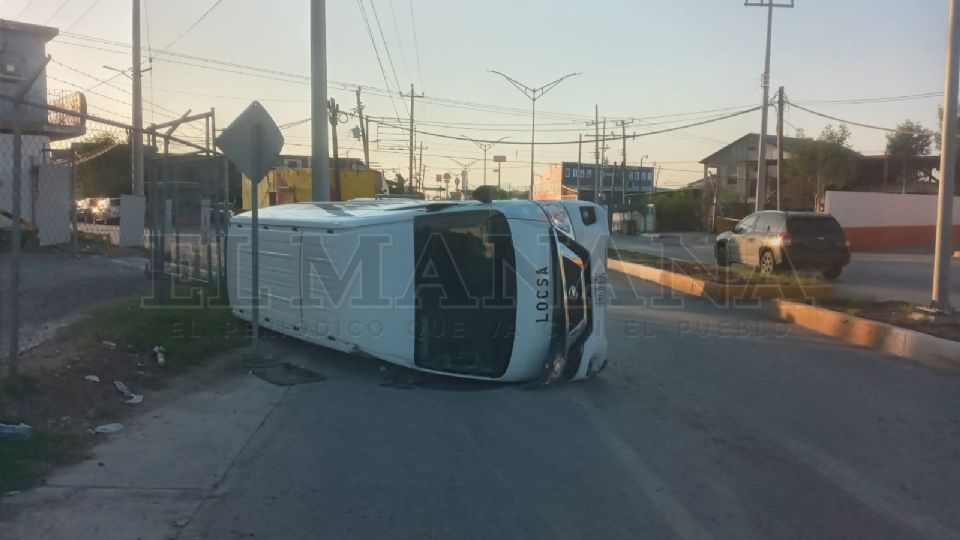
[[783, 124, 857, 209], [936, 105, 959, 150], [386, 172, 406, 194], [75, 133, 131, 198], [885, 119, 932, 157]]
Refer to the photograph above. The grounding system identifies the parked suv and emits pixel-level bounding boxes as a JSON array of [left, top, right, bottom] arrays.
[[92, 198, 121, 225], [715, 211, 851, 280]]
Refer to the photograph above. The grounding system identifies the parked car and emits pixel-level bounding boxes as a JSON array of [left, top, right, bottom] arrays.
[[75, 198, 98, 223], [715, 211, 851, 280], [92, 198, 121, 225]]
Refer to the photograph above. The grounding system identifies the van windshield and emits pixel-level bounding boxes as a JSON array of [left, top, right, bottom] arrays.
[[412, 210, 517, 377]]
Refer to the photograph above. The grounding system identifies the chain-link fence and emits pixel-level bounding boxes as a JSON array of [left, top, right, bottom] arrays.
[[1, 97, 230, 376]]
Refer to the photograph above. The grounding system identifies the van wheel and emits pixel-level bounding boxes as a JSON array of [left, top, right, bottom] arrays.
[[759, 251, 776, 274], [822, 267, 842, 280], [716, 244, 730, 267]]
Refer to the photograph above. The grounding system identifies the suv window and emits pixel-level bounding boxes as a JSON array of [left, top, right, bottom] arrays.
[[787, 216, 845, 238], [736, 214, 758, 234], [755, 212, 784, 234]]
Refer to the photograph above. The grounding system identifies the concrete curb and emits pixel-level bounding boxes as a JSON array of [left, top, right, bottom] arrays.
[[769, 299, 960, 372], [609, 258, 834, 302]]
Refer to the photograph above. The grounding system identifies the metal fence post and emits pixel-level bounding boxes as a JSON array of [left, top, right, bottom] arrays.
[[7, 106, 23, 375], [70, 146, 79, 255]]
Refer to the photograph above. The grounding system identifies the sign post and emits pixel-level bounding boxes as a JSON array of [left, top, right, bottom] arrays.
[[215, 102, 284, 359], [493, 155, 507, 199]]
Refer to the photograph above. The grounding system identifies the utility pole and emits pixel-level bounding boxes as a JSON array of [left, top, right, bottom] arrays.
[[131, 0, 144, 196], [328, 98, 344, 200], [617, 119, 634, 207], [601, 119, 608, 207], [745, 0, 794, 212], [776, 85, 785, 210], [311, 0, 330, 201], [488, 70, 581, 198], [418, 142, 424, 192], [402, 84, 424, 193], [932, 0, 959, 313], [576, 134, 583, 197], [355, 87, 370, 168], [587, 105, 601, 203]]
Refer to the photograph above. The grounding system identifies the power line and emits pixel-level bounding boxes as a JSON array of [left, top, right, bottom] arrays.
[[162, 0, 223, 51], [44, 0, 72, 25], [788, 101, 937, 135], [369, 105, 761, 146], [791, 91, 943, 106], [63, 0, 99, 31], [14, 0, 35, 19], [408, 0, 424, 89], [368, 0, 409, 117], [387, 0, 412, 84], [355, 0, 404, 120]]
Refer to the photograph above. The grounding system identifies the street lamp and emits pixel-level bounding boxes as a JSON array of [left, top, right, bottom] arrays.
[[449, 158, 478, 195], [487, 70, 581, 199], [464, 135, 508, 187]]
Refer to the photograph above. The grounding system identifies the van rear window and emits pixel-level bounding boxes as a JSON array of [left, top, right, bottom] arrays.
[[412, 210, 517, 377], [788, 216, 844, 237]]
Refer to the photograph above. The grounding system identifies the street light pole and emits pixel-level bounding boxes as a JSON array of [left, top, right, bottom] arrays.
[[488, 70, 581, 198], [932, 0, 959, 312], [464, 135, 508, 187], [745, 0, 794, 212]]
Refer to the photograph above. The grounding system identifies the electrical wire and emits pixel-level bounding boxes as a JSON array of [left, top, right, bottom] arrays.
[[788, 101, 936, 135], [63, 0, 99, 31], [13, 1, 35, 19], [387, 0, 412, 84], [368, 0, 409, 117], [44, 0, 72, 24], [368, 105, 761, 146], [355, 0, 404, 120], [162, 0, 223, 51], [408, 0, 424, 89]]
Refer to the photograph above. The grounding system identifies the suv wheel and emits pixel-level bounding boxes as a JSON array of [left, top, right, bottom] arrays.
[[759, 250, 776, 274], [822, 266, 842, 280], [716, 244, 729, 267]]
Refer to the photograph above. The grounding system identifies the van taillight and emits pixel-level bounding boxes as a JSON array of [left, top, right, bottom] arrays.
[[780, 233, 791, 246]]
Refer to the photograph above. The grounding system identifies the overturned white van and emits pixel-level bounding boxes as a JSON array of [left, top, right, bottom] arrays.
[[226, 198, 609, 384]]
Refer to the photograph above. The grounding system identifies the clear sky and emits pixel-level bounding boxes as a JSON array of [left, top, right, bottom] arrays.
[[0, 0, 952, 189]]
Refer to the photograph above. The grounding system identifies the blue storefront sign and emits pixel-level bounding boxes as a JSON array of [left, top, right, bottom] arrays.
[[560, 162, 653, 192]]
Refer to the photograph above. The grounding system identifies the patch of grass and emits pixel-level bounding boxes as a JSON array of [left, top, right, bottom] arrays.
[[65, 286, 247, 370], [817, 297, 914, 319], [0, 374, 40, 401], [0, 430, 86, 493], [609, 248, 823, 287]]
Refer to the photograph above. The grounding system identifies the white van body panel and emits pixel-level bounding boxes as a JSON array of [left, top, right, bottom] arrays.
[[227, 199, 608, 383]]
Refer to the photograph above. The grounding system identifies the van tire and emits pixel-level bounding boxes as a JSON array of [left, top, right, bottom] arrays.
[[822, 266, 842, 280], [759, 250, 776, 274]]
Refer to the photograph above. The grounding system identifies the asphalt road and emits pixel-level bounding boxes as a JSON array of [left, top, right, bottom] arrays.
[[174, 270, 960, 540], [0, 251, 148, 354], [611, 233, 960, 306]]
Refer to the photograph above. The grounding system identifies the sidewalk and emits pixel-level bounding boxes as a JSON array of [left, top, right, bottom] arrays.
[[0, 365, 287, 540]]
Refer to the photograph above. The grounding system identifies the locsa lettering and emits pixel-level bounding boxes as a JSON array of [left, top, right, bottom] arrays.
[[536, 266, 550, 323]]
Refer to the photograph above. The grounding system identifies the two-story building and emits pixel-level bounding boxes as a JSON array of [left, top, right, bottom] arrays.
[[1, 19, 86, 242], [533, 161, 654, 207]]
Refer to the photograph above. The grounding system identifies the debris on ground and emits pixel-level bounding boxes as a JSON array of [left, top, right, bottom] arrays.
[[101, 340, 117, 350], [153, 345, 166, 366], [84, 375, 100, 383], [0, 423, 33, 440], [113, 380, 143, 405], [93, 423, 124, 434]]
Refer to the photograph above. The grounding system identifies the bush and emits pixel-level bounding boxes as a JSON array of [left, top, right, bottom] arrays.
[[653, 191, 702, 232]]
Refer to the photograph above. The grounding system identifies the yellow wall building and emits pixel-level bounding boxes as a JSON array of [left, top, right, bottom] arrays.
[[242, 168, 386, 210]]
